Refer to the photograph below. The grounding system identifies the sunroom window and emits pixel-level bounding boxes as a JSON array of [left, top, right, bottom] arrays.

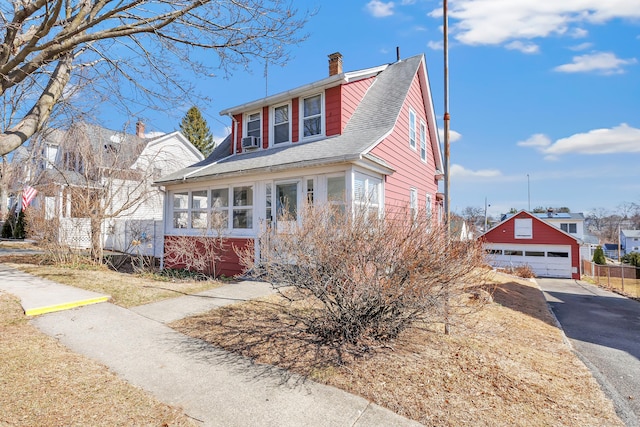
[[210, 188, 229, 230], [327, 175, 346, 214], [302, 94, 322, 138], [232, 186, 253, 229], [354, 173, 381, 218], [172, 191, 189, 228], [190, 190, 208, 229]]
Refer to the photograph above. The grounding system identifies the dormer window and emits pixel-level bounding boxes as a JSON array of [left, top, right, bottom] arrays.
[[273, 104, 290, 144], [246, 112, 261, 139], [302, 94, 322, 138]]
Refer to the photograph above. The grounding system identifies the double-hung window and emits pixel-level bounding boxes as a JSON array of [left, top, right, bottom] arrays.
[[302, 94, 322, 138], [273, 104, 290, 144], [246, 112, 261, 139], [409, 109, 416, 149], [560, 223, 577, 234], [420, 121, 427, 162]]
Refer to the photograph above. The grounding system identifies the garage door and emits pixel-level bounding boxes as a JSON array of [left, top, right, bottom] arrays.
[[485, 244, 572, 278]]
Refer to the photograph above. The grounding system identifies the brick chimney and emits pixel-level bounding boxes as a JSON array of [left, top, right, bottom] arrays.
[[328, 52, 343, 76], [136, 120, 145, 138]]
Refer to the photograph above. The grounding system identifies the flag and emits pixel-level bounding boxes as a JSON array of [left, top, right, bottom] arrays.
[[22, 185, 38, 211]]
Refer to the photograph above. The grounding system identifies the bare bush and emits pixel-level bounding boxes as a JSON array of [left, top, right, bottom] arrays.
[[239, 204, 488, 353], [163, 212, 228, 278], [502, 264, 536, 279]]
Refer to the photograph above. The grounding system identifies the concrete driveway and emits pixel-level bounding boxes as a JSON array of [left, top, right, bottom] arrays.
[[537, 278, 640, 427]]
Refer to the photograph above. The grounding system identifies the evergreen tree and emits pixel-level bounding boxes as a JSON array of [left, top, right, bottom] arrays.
[[593, 245, 606, 265], [180, 106, 215, 157]]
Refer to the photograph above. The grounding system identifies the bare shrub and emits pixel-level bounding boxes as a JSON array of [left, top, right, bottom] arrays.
[[239, 204, 488, 353], [163, 212, 228, 278], [502, 264, 536, 279]]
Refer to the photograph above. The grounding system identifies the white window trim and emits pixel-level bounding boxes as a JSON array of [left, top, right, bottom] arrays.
[[244, 110, 262, 139], [169, 186, 255, 234], [409, 108, 417, 150], [300, 93, 325, 142], [419, 120, 427, 163], [270, 102, 292, 146]]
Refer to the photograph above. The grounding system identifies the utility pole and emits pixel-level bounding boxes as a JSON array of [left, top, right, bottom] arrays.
[[443, 0, 450, 234], [443, 0, 451, 336]]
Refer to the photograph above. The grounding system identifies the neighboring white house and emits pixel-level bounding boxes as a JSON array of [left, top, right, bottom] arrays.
[[25, 122, 204, 257], [620, 229, 640, 255]]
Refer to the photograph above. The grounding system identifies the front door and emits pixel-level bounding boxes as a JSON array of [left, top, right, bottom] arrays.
[[275, 181, 299, 233]]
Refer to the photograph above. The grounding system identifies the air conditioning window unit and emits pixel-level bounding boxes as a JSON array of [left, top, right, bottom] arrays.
[[242, 136, 261, 149]]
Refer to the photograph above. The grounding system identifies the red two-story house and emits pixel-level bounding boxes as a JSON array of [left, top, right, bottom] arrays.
[[156, 53, 444, 276]]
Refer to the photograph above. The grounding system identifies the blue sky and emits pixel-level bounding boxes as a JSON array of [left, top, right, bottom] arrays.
[[121, 0, 640, 218]]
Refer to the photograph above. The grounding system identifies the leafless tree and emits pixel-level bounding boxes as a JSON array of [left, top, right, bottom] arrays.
[[239, 204, 489, 354], [25, 122, 187, 262], [0, 0, 309, 155]]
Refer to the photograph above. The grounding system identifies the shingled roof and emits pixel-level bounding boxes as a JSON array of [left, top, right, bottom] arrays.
[[156, 54, 441, 185]]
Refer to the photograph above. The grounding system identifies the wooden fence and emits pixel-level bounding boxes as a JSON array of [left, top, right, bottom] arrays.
[[582, 259, 640, 298]]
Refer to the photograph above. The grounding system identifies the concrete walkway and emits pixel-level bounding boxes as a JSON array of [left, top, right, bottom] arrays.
[[0, 265, 422, 427]]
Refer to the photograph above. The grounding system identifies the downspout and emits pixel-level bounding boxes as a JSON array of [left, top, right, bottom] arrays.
[[228, 114, 239, 156]]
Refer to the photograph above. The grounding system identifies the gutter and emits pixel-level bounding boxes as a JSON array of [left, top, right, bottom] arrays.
[[156, 153, 391, 187]]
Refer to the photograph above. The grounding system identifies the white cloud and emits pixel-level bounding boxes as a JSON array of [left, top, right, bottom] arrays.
[[569, 28, 589, 38], [569, 42, 593, 51], [554, 51, 637, 75], [438, 128, 462, 142], [505, 40, 540, 54], [450, 164, 502, 179], [366, 0, 395, 18], [428, 40, 443, 50], [517, 133, 551, 148], [544, 123, 640, 155], [429, 1, 640, 47]]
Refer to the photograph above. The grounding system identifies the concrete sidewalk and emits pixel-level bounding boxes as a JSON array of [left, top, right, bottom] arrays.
[[0, 265, 422, 426], [0, 264, 109, 316]]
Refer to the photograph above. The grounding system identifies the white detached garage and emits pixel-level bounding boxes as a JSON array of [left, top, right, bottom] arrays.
[[480, 210, 581, 280]]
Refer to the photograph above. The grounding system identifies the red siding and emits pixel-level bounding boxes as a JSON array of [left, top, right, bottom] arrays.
[[341, 77, 374, 132], [482, 212, 581, 279], [262, 106, 269, 149], [370, 73, 439, 213], [325, 86, 342, 136], [164, 236, 253, 278], [292, 97, 299, 142]]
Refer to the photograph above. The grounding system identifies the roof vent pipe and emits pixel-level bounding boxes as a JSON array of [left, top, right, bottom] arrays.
[[396, 46, 400, 62]]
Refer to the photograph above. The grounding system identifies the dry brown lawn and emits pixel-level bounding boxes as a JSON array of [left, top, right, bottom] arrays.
[[172, 272, 624, 427], [0, 292, 198, 427], [0, 254, 222, 308]]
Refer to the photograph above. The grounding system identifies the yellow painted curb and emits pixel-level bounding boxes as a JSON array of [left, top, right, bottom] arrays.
[[25, 296, 110, 317]]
